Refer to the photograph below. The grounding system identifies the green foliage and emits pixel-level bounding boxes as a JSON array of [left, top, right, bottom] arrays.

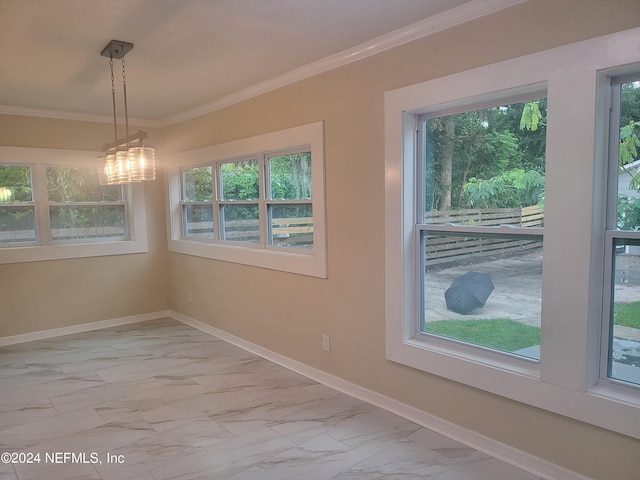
[[426, 98, 547, 210], [183, 166, 212, 202], [617, 195, 640, 231], [462, 168, 545, 208], [0, 165, 32, 202], [221, 159, 259, 201], [269, 153, 311, 199], [614, 301, 640, 329], [619, 120, 640, 194], [46, 167, 121, 202], [619, 120, 640, 164], [519, 101, 544, 131], [424, 318, 540, 352]]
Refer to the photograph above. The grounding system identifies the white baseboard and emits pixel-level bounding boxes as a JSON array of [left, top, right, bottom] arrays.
[[0, 310, 172, 346], [171, 311, 592, 480]]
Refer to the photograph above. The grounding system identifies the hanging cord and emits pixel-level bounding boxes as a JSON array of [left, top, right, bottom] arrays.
[[110, 56, 118, 143], [122, 57, 130, 140]]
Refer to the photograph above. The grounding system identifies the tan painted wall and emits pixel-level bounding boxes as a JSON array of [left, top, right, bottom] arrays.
[[0, 117, 169, 337], [164, 1, 640, 478]]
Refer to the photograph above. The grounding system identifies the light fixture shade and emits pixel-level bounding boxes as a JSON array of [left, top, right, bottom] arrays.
[[98, 154, 117, 185], [114, 150, 132, 184], [0, 186, 12, 202], [128, 146, 156, 181]]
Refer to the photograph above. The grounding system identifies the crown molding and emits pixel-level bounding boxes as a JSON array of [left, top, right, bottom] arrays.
[[0, 104, 161, 128], [0, 0, 526, 127]]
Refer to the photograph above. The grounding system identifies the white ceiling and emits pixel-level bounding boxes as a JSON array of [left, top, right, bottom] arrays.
[[0, 0, 521, 126]]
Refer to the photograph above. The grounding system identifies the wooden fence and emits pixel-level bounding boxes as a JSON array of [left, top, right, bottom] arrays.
[[424, 206, 543, 268], [186, 217, 313, 247]]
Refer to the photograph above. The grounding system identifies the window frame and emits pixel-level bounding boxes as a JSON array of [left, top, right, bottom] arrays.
[[600, 72, 640, 389], [217, 155, 263, 246], [0, 147, 148, 264], [167, 122, 327, 278], [385, 28, 640, 439], [415, 95, 546, 363]]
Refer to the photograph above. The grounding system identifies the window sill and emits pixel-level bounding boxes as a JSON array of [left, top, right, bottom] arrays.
[[165, 122, 327, 279], [168, 237, 327, 278], [0, 238, 148, 264]]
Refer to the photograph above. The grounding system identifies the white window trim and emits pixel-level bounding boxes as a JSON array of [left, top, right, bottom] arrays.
[[385, 27, 640, 439], [166, 122, 327, 278], [0, 147, 148, 264]]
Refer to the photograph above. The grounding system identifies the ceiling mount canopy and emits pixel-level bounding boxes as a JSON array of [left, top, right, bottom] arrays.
[[98, 39, 156, 185], [100, 40, 134, 59]]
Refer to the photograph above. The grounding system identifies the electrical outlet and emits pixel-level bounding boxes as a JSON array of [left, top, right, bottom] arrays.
[[322, 334, 330, 352], [188, 292, 193, 304]]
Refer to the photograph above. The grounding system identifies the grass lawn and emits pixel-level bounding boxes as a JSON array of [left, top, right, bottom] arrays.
[[614, 301, 640, 329], [424, 318, 540, 352]]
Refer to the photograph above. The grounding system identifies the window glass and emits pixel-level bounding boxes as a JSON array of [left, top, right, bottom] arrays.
[[609, 238, 640, 385], [220, 204, 260, 243], [47, 166, 122, 202], [49, 206, 125, 240], [420, 98, 546, 358], [422, 231, 543, 359], [0, 165, 35, 244], [46, 167, 126, 241], [221, 159, 259, 201], [183, 166, 212, 202], [268, 152, 312, 200], [183, 204, 214, 239], [270, 204, 313, 249], [423, 99, 546, 216]]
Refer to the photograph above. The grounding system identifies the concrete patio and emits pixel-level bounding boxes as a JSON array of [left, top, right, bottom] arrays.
[[423, 250, 640, 382]]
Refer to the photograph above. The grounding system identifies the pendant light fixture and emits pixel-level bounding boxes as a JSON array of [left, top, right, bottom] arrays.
[[98, 40, 156, 185]]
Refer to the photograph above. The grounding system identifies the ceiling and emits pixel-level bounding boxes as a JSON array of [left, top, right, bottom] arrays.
[[0, 0, 519, 126]]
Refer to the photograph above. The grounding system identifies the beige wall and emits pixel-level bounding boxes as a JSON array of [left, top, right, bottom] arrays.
[[163, 1, 640, 478], [2, 0, 640, 478], [0, 116, 169, 337]]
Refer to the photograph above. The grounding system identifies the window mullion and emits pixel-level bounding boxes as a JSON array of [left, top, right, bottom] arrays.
[[212, 162, 220, 242], [32, 163, 50, 245], [259, 154, 268, 247]]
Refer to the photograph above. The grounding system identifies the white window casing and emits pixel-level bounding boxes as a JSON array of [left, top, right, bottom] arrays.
[[0, 147, 148, 264], [385, 27, 640, 439], [166, 121, 327, 278]]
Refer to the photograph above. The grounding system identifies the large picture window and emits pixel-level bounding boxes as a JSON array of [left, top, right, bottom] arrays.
[[418, 98, 545, 360], [167, 122, 326, 278], [0, 147, 147, 264]]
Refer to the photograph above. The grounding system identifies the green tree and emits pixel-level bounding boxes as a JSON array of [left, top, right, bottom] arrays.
[[426, 98, 546, 210], [463, 168, 544, 208]]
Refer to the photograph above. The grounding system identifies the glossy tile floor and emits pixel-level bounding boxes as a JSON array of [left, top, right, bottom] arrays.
[[0, 318, 544, 480]]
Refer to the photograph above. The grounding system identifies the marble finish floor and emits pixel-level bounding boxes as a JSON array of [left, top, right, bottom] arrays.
[[0, 318, 544, 480]]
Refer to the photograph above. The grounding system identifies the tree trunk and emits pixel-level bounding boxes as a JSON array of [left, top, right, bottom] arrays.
[[438, 119, 455, 210]]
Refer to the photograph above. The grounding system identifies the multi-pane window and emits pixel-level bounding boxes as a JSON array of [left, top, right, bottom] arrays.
[[0, 164, 127, 246], [604, 74, 640, 387], [180, 148, 313, 250], [418, 96, 546, 360]]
